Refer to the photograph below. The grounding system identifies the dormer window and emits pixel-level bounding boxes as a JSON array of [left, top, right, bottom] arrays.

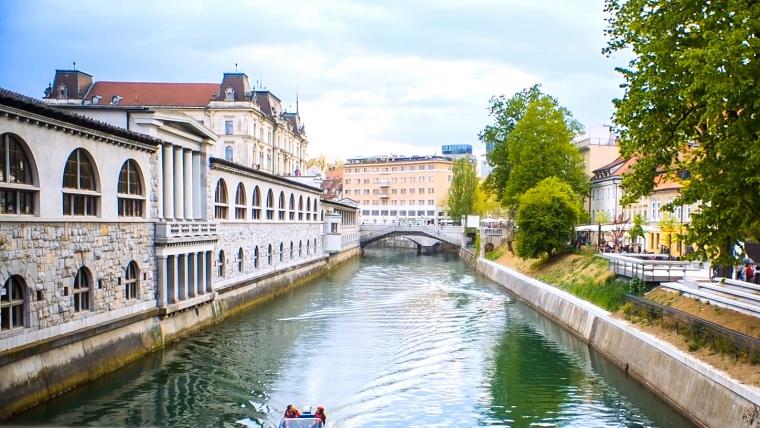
[[58, 85, 68, 99], [111, 96, 122, 105], [224, 86, 235, 101]]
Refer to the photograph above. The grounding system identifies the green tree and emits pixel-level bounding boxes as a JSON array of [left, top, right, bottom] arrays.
[[447, 158, 479, 222], [515, 178, 582, 259], [628, 213, 645, 249], [474, 184, 502, 217], [605, 0, 760, 266], [480, 85, 583, 204]]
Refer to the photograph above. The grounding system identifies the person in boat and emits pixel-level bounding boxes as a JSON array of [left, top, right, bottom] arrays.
[[284, 404, 301, 418], [314, 406, 327, 424]]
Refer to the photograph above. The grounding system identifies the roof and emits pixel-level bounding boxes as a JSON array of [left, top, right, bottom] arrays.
[[209, 157, 323, 193], [88, 81, 220, 106], [591, 157, 636, 181], [0, 86, 161, 147]]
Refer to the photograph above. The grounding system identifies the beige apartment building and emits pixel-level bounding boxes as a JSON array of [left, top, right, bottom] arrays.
[[343, 155, 453, 224]]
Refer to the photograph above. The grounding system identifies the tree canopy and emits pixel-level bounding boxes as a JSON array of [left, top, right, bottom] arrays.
[[447, 158, 479, 222], [480, 86, 586, 209], [515, 177, 582, 259], [605, 0, 760, 265]]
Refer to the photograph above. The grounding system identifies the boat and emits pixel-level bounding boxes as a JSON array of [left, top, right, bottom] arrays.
[[278, 416, 324, 428]]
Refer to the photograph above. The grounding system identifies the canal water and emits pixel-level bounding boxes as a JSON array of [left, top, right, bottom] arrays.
[[10, 249, 693, 427]]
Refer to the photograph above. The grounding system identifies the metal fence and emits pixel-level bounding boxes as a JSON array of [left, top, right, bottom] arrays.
[[624, 294, 760, 363]]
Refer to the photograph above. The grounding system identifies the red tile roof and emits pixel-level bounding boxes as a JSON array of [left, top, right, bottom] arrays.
[[88, 82, 220, 107]]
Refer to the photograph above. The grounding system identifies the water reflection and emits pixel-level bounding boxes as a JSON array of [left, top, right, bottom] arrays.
[[8, 248, 692, 427]]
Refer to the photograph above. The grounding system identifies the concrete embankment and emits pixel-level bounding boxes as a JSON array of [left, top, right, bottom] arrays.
[[0, 247, 361, 419], [476, 258, 760, 428]]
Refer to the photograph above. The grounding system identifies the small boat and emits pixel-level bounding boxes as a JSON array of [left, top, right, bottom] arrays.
[[278, 416, 324, 428]]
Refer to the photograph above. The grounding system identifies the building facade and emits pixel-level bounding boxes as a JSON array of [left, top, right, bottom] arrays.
[[43, 69, 308, 177], [343, 155, 453, 224]]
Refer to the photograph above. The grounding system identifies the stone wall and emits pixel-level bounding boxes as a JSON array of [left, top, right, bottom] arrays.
[[0, 221, 155, 350], [476, 258, 760, 428]]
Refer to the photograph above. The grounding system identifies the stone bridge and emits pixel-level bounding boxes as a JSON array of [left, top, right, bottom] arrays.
[[359, 224, 463, 248]]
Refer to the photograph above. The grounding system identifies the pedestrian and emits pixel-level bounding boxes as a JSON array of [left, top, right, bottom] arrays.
[[744, 263, 755, 283]]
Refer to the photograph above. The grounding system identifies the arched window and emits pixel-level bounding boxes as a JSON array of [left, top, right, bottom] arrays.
[[306, 239, 311, 255], [235, 183, 246, 219], [218, 250, 225, 277], [298, 240, 303, 257], [251, 186, 261, 220], [72, 267, 91, 312], [225, 145, 234, 161], [298, 195, 304, 220], [278, 191, 285, 220], [63, 148, 98, 216], [1, 133, 37, 215], [314, 238, 318, 254], [279, 242, 284, 262], [215, 179, 228, 219], [267, 244, 273, 265], [254, 246, 259, 268], [265, 189, 275, 220], [306, 198, 311, 221], [289, 241, 294, 259], [117, 160, 144, 217], [125, 261, 139, 300], [313, 199, 318, 220], [1, 275, 25, 330], [288, 194, 295, 220], [237, 247, 244, 272]]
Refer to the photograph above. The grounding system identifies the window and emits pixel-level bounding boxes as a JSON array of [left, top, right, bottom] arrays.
[[428, 188, 434, 194], [125, 261, 139, 300], [1, 134, 37, 215], [313, 199, 318, 218], [252, 186, 261, 220], [215, 179, 228, 219], [72, 267, 91, 312], [278, 191, 286, 220], [62, 148, 98, 216], [238, 247, 244, 272], [1, 275, 25, 330], [289, 194, 295, 220], [267, 244, 273, 264], [117, 160, 144, 217], [279, 242, 284, 262], [235, 183, 247, 219], [225, 145, 234, 161], [298, 240, 303, 257], [306, 240, 311, 255], [298, 196, 304, 220], [266, 189, 274, 220], [313, 238, 318, 254], [306, 198, 311, 220], [254, 246, 260, 268], [225, 120, 233, 135], [218, 250, 225, 277]]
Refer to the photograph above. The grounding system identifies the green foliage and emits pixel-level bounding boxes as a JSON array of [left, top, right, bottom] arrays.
[[539, 272, 628, 311], [628, 276, 647, 296], [628, 213, 645, 241], [480, 85, 584, 206], [447, 158, 479, 221], [594, 210, 611, 225], [515, 178, 582, 259], [485, 244, 506, 261], [605, 0, 760, 266]]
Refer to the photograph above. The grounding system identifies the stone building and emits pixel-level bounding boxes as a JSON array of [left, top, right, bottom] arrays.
[[43, 69, 308, 176]]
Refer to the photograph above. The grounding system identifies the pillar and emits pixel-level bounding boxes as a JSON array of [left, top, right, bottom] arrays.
[[188, 252, 196, 298], [205, 250, 213, 292], [156, 256, 167, 307], [197, 251, 205, 295], [177, 254, 186, 301], [168, 255, 177, 304], [162, 144, 174, 219], [183, 149, 193, 220], [192, 152, 202, 219], [174, 147, 184, 220]]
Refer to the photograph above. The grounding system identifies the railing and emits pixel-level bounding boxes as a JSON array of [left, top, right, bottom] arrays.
[[600, 253, 704, 282], [359, 224, 463, 246], [483, 228, 504, 236], [624, 294, 760, 363], [156, 221, 218, 239]]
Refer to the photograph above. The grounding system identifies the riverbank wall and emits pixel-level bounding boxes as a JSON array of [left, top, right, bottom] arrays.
[[475, 258, 760, 428], [0, 247, 361, 420]]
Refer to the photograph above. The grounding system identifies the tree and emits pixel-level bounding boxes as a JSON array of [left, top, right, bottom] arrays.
[[474, 184, 503, 217], [659, 213, 681, 259], [628, 213, 645, 251], [605, 0, 760, 266], [502, 97, 589, 208], [447, 158, 479, 222], [515, 178, 582, 259]]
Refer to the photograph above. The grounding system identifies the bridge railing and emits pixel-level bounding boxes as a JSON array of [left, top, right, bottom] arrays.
[[359, 224, 463, 246], [600, 253, 705, 282]]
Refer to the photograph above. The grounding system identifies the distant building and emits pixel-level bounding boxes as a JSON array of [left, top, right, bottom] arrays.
[[321, 165, 344, 200], [442, 144, 476, 165], [573, 124, 620, 177], [43, 69, 308, 177], [343, 155, 454, 224]]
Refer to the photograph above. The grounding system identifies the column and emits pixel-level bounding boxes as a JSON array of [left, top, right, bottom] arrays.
[[174, 147, 184, 220], [188, 252, 197, 298], [162, 144, 174, 219], [156, 256, 167, 307], [168, 255, 178, 304], [192, 152, 202, 219], [183, 149, 193, 220], [197, 251, 205, 295], [205, 250, 213, 292], [177, 254, 186, 301]]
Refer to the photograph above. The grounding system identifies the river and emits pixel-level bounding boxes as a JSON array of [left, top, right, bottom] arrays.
[[9, 248, 693, 427]]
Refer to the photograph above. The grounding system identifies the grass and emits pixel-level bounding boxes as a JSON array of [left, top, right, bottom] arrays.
[[538, 271, 629, 311]]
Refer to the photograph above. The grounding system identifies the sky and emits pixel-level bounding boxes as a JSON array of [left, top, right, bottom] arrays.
[[0, 0, 627, 161]]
